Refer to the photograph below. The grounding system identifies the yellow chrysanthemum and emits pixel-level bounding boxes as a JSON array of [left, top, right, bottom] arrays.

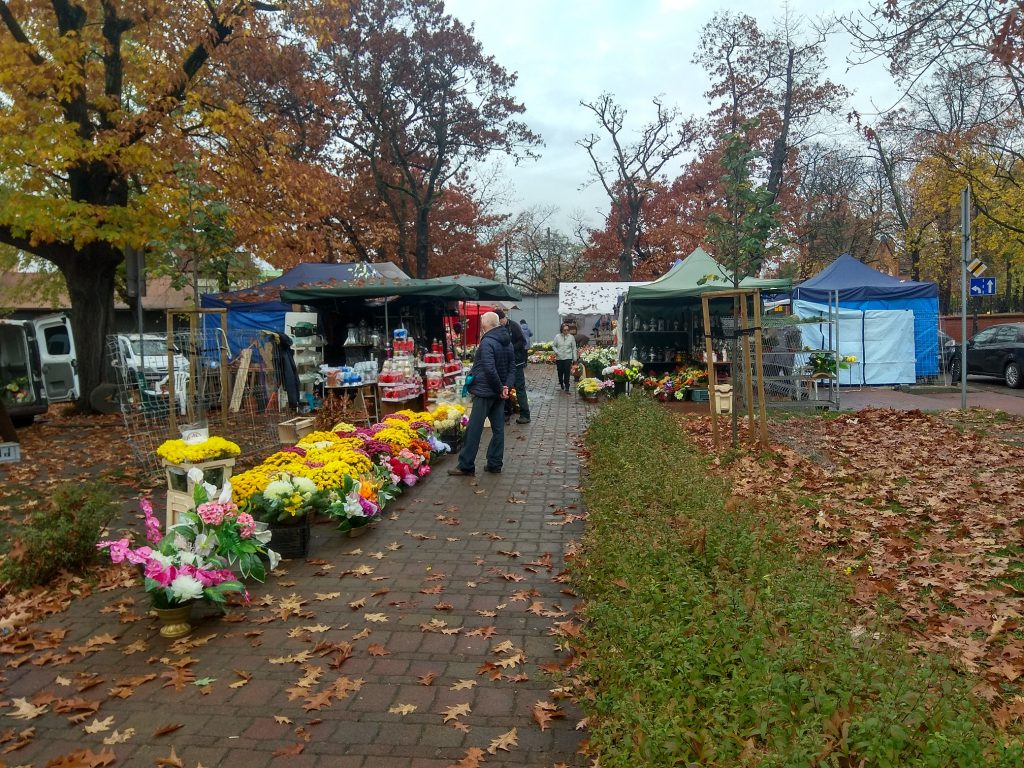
[[296, 431, 343, 448], [156, 436, 241, 465]]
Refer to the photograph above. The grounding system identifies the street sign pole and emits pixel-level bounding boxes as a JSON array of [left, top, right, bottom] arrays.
[[960, 186, 970, 411]]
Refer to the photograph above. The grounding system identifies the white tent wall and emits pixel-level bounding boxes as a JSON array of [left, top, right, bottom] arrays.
[[510, 294, 559, 345], [794, 300, 917, 385]]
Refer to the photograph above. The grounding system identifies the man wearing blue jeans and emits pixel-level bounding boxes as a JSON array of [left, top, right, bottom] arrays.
[[448, 311, 515, 476]]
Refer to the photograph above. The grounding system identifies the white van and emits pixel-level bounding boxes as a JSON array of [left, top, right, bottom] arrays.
[[0, 314, 79, 424], [114, 333, 189, 386]]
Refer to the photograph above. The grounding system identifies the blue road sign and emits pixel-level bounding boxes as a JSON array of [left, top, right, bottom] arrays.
[[970, 277, 996, 296]]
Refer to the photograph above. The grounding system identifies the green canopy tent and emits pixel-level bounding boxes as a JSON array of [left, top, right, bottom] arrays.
[[418, 274, 523, 302], [620, 247, 791, 368], [624, 247, 790, 301]]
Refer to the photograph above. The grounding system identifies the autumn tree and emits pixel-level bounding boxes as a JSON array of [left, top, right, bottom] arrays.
[[312, 0, 540, 279], [578, 94, 695, 280], [694, 10, 848, 251], [0, 0, 342, 409]]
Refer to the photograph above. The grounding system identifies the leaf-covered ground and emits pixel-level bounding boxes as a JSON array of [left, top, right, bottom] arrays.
[[681, 407, 1024, 728]]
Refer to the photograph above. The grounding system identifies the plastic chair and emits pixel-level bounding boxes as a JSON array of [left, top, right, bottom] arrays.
[[155, 370, 190, 414]]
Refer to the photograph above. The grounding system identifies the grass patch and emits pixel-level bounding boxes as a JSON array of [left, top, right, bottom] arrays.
[[573, 396, 1021, 766]]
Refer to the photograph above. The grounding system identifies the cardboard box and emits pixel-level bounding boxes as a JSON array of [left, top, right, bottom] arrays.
[[277, 416, 316, 444]]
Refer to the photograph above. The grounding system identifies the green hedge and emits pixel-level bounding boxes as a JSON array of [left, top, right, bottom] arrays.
[[574, 397, 1021, 767]]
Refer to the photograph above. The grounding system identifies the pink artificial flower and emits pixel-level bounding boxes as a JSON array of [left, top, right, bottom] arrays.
[[144, 559, 175, 587], [124, 545, 152, 566], [403, 474, 418, 487], [418, 464, 431, 477], [139, 498, 163, 544], [97, 538, 132, 564], [236, 512, 257, 538], [196, 502, 225, 526]]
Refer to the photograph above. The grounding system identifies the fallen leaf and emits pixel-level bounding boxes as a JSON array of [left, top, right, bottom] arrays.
[[83, 716, 115, 734], [417, 672, 436, 686], [487, 727, 518, 754], [153, 722, 184, 737], [272, 742, 305, 757], [442, 703, 472, 722], [451, 679, 477, 691], [389, 703, 417, 715], [6, 698, 47, 720], [274, 716, 293, 725], [102, 728, 135, 745], [532, 700, 566, 731], [155, 745, 185, 767]]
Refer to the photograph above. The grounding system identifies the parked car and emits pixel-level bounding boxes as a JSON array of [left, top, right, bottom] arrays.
[[114, 333, 189, 386], [0, 314, 79, 425], [949, 323, 1024, 388]]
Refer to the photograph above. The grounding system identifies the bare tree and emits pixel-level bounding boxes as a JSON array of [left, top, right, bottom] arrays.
[[492, 206, 585, 293], [578, 93, 695, 280]]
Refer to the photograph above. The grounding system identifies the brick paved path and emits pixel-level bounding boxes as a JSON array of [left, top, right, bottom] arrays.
[[5, 365, 591, 767]]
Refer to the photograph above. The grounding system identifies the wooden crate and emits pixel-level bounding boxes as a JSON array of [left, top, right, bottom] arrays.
[[163, 458, 236, 530], [277, 416, 316, 444]]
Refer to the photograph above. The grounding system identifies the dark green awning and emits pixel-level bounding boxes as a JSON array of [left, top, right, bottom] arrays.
[[281, 274, 522, 304]]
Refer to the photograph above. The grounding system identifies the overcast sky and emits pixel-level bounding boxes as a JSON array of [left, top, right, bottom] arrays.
[[443, 0, 898, 231]]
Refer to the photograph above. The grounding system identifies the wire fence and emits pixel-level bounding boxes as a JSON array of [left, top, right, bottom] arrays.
[[110, 329, 290, 474]]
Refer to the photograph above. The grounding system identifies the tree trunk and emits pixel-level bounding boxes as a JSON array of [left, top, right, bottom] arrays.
[[0, 399, 17, 443], [61, 249, 121, 412], [414, 205, 431, 279]]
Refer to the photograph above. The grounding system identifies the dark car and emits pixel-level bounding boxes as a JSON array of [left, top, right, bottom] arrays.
[[950, 323, 1024, 388], [937, 331, 957, 371]]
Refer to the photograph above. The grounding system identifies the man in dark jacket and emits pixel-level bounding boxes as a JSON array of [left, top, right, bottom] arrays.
[[496, 309, 530, 423], [448, 311, 515, 475]]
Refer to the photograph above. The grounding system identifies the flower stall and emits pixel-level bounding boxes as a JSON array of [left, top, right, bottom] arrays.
[[99, 400, 458, 638]]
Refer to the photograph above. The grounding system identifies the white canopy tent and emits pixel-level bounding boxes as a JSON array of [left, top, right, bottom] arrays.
[[557, 282, 648, 316], [794, 300, 917, 385]]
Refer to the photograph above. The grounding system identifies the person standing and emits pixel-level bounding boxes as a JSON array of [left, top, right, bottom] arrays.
[[552, 322, 577, 392], [519, 318, 533, 342], [496, 309, 530, 424], [448, 311, 515, 476]]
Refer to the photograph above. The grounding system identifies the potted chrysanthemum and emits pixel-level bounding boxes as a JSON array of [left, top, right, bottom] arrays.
[[241, 472, 322, 559]]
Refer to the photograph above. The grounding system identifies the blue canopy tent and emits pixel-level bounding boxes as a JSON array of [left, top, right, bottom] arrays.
[[201, 262, 387, 353], [793, 254, 940, 381]]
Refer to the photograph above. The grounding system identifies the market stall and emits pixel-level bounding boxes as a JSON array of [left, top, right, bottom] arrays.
[[621, 248, 790, 371], [281, 275, 522, 414]]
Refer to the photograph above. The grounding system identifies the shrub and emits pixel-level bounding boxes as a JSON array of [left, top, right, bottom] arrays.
[[0, 481, 119, 588]]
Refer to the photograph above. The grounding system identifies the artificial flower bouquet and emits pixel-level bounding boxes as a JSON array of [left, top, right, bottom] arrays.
[[242, 472, 322, 526], [430, 403, 467, 442], [323, 474, 381, 533], [97, 473, 278, 610], [157, 436, 241, 465], [2, 376, 31, 404], [601, 364, 642, 385], [579, 346, 617, 377], [577, 377, 602, 397], [807, 351, 855, 376]]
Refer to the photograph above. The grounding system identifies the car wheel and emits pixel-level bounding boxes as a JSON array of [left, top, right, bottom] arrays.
[[1006, 361, 1023, 389], [950, 356, 962, 382]]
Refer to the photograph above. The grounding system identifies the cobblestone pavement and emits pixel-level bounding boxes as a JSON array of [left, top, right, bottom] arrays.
[[4, 366, 592, 767]]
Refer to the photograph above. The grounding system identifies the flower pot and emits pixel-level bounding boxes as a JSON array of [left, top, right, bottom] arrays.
[[154, 603, 194, 639], [581, 395, 598, 403], [613, 380, 627, 396], [269, 514, 312, 560], [348, 524, 369, 538]]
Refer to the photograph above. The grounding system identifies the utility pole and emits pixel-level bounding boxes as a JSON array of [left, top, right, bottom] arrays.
[[960, 186, 970, 411], [504, 240, 511, 285]]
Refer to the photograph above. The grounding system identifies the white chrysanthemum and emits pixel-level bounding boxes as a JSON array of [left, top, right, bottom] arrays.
[[169, 574, 204, 603], [149, 551, 174, 567], [264, 479, 293, 499], [293, 476, 317, 495]]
